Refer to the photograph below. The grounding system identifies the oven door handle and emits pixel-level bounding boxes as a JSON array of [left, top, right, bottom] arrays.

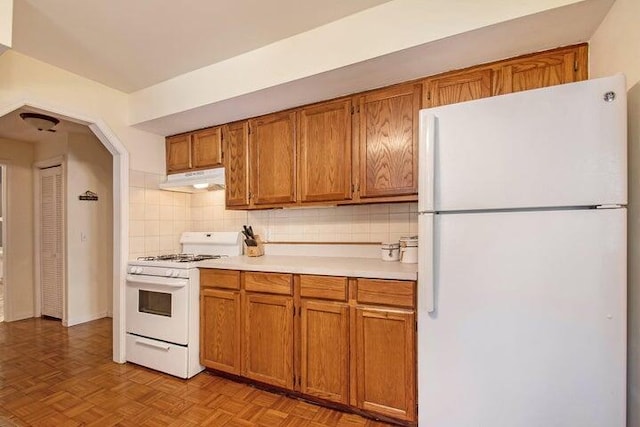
[[126, 274, 188, 288]]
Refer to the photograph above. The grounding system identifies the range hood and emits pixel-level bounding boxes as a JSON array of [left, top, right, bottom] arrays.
[[158, 168, 225, 193]]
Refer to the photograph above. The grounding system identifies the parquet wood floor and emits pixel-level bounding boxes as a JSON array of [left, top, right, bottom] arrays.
[[0, 318, 392, 426]]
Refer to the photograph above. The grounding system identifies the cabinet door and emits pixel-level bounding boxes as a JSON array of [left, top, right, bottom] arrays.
[[200, 289, 241, 374], [300, 300, 349, 404], [249, 111, 296, 206], [424, 69, 492, 108], [166, 134, 191, 173], [499, 46, 587, 94], [223, 121, 250, 208], [192, 127, 222, 169], [298, 99, 352, 202], [243, 293, 294, 389], [355, 307, 416, 421], [358, 83, 420, 199]]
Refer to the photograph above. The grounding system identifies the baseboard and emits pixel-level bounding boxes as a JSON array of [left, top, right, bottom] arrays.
[[7, 310, 35, 322], [64, 312, 109, 327]]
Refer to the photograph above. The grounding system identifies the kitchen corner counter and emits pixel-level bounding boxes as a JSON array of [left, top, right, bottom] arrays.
[[197, 255, 418, 281]]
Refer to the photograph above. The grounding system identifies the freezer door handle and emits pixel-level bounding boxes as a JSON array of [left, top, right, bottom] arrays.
[[419, 112, 436, 212], [419, 213, 435, 313]]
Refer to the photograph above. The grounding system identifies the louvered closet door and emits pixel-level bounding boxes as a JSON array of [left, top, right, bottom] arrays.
[[40, 166, 63, 319]]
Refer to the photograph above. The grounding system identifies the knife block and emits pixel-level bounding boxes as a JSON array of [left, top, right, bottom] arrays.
[[245, 235, 265, 257]]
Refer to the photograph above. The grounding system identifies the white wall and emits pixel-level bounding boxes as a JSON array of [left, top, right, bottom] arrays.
[[0, 0, 12, 53], [34, 132, 114, 325], [0, 50, 164, 173], [129, 0, 583, 127], [65, 133, 113, 325], [0, 137, 33, 321], [590, 0, 640, 424]]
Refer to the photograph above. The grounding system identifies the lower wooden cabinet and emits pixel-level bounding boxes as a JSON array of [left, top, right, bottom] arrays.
[[200, 288, 241, 374], [200, 269, 417, 423], [355, 307, 416, 421], [300, 300, 350, 404], [242, 293, 294, 389]]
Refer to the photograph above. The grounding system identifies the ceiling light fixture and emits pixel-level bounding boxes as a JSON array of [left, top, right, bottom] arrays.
[[19, 112, 60, 131]]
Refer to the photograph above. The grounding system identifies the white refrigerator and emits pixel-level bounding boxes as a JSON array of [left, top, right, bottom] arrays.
[[417, 74, 627, 427]]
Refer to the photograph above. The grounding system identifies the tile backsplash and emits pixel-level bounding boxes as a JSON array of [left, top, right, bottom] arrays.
[[129, 169, 418, 258], [129, 171, 190, 259]]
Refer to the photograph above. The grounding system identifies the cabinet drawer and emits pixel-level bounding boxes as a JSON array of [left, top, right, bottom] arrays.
[[244, 272, 292, 295], [356, 279, 416, 308], [200, 269, 240, 290], [300, 275, 347, 301]]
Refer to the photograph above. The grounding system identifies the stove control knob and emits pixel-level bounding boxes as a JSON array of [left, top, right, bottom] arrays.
[[135, 267, 144, 274], [172, 271, 181, 278], [165, 269, 174, 277], [129, 266, 137, 274]]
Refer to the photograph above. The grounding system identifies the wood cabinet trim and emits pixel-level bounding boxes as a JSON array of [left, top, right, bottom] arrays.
[[223, 121, 250, 207], [243, 271, 293, 295], [299, 275, 348, 301], [200, 268, 240, 290], [356, 279, 416, 309]]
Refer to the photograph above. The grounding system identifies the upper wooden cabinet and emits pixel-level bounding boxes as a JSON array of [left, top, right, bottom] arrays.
[[421, 44, 587, 110], [498, 45, 588, 94], [223, 121, 250, 208], [356, 83, 421, 199], [192, 127, 222, 169], [249, 111, 297, 206], [424, 69, 493, 108], [166, 126, 223, 174], [298, 99, 352, 203], [179, 44, 589, 209], [166, 134, 191, 172]]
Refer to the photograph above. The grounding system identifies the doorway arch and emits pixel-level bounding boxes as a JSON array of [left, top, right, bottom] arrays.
[[0, 100, 128, 363]]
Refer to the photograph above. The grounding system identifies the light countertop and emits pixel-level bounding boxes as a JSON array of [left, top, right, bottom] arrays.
[[198, 255, 418, 281]]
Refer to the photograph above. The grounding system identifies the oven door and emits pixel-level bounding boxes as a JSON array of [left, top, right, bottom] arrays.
[[126, 274, 189, 345]]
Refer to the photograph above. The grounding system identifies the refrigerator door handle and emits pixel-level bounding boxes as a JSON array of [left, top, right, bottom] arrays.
[[419, 213, 435, 313], [419, 112, 436, 212]]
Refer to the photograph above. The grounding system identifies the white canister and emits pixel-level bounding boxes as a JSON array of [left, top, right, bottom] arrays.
[[399, 236, 418, 264], [381, 242, 400, 261]]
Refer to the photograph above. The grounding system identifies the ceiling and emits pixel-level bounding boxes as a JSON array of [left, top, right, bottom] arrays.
[[3, 0, 616, 137], [0, 108, 91, 144], [11, 0, 391, 93]]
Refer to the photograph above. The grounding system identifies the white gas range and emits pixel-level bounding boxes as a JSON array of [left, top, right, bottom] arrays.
[[125, 231, 242, 378]]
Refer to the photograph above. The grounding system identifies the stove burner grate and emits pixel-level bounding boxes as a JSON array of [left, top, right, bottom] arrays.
[[136, 253, 227, 262]]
